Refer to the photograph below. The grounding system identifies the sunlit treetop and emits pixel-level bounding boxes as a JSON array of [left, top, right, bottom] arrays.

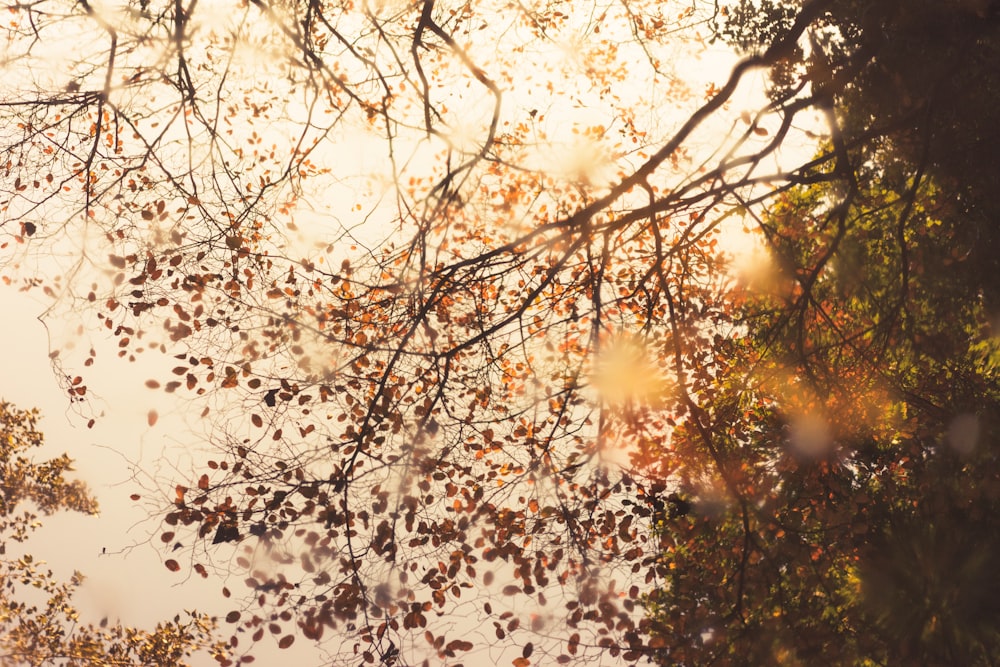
[[0, 401, 226, 666]]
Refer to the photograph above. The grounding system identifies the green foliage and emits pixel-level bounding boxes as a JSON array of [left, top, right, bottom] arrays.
[[0, 402, 226, 666], [634, 8, 1000, 661], [713, 0, 797, 52], [721, 0, 1000, 299], [643, 158, 1000, 664]]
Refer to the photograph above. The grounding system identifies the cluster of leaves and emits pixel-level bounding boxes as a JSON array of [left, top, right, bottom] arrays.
[[640, 2, 1000, 664], [645, 173, 1000, 665], [0, 401, 226, 665], [721, 0, 1000, 298]]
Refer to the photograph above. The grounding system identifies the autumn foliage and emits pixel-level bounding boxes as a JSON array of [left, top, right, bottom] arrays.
[[3, 0, 1000, 664]]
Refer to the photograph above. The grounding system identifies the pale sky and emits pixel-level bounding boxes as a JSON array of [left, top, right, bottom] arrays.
[[0, 285, 336, 663]]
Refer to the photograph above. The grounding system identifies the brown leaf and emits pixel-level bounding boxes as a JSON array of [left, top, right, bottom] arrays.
[[446, 639, 473, 652]]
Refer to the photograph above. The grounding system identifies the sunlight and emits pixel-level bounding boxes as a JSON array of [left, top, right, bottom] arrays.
[[546, 132, 616, 188], [787, 411, 833, 458], [727, 232, 790, 297], [590, 335, 672, 408]]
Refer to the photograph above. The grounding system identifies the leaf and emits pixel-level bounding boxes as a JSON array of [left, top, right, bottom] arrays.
[[446, 639, 473, 652], [278, 635, 295, 649], [226, 611, 241, 623], [213, 522, 240, 544], [164, 559, 180, 572], [147, 410, 158, 426]]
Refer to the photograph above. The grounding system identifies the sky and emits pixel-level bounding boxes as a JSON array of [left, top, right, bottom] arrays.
[[0, 287, 328, 662]]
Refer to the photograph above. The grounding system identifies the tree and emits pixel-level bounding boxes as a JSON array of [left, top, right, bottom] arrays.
[[640, 2, 1000, 664], [0, 400, 226, 666], [644, 172, 1000, 665], [3, 0, 999, 664], [719, 0, 1000, 301]]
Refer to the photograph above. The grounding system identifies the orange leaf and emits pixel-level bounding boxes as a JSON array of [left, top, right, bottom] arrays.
[[147, 410, 158, 426]]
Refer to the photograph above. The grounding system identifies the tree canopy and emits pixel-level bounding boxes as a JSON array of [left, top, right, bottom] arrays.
[[2, 0, 1000, 664], [642, 2, 1000, 664]]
